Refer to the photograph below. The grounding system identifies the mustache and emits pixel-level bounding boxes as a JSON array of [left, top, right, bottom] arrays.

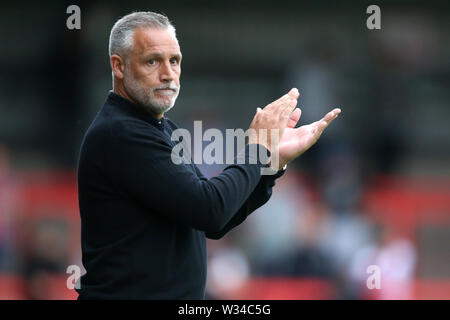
[[153, 83, 179, 92]]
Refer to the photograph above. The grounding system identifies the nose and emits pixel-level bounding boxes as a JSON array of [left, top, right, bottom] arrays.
[[160, 60, 175, 83]]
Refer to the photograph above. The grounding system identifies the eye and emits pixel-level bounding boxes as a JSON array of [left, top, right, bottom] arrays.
[[148, 59, 156, 65], [170, 58, 179, 65]]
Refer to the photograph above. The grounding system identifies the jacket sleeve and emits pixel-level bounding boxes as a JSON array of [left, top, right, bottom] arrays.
[[107, 120, 270, 235], [201, 166, 286, 240]]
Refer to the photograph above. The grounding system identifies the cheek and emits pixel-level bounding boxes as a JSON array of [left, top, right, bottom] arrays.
[[135, 69, 160, 87], [131, 63, 155, 79], [174, 70, 181, 83]]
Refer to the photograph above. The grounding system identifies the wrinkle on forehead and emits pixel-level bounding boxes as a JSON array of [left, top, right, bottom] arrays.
[[132, 27, 180, 56]]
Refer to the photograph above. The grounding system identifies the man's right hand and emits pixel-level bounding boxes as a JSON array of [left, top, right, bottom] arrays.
[[248, 88, 299, 152]]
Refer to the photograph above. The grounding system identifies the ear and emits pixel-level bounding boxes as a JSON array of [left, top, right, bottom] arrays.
[[110, 54, 126, 80]]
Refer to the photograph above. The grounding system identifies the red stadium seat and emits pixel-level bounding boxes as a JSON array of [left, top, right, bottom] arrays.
[[234, 277, 336, 300], [0, 274, 27, 299]]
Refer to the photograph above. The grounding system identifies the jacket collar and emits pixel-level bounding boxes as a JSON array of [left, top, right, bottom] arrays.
[[107, 91, 165, 128]]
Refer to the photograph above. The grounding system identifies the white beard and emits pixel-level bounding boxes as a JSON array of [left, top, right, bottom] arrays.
[[123, 68, 180, 115]]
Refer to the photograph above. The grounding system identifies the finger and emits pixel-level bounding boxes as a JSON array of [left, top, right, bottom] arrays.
[[265, 88, 298, 111], [278, 99, 297, 128], [287, 88, 300, 99], [279, 98, 298, 125], [322, 108, 341, 124], [317, 120, 328, 133], [316, 107, 341, 134], [286, 108, 302, 128], [279, 88, 299, 116]]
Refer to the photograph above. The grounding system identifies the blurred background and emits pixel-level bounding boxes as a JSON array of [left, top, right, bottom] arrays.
[[0, 0, 449, 299]]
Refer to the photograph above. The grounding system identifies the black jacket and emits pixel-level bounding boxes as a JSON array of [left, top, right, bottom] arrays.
[[76, 91, 285, 299]]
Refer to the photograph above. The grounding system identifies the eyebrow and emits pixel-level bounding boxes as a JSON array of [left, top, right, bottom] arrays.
[[144, 52, 182, 60]]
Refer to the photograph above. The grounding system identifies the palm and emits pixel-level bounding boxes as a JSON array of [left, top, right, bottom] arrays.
[[276, 108, 341, 169], [279, 125, 317, 159]]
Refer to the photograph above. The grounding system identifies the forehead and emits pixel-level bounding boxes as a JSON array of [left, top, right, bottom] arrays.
[[131, 27, 180, 56]]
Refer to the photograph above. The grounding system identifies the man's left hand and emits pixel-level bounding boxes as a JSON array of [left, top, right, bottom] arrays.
[[275, 107, 341, 170]]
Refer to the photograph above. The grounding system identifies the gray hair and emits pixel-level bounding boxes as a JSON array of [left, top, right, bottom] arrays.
[[109, 11, 176, 58]]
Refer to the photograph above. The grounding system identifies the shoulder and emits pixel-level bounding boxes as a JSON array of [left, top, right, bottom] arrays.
[[85, 107, 161, 149], [98, 104, 158, 139], [109, 118, 153, 138]]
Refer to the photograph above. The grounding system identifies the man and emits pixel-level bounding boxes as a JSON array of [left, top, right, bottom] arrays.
[[76, 11, 340, 299]]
